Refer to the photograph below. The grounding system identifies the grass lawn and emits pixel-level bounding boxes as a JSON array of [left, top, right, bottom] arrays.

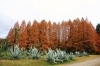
[[0, 55, 100, 66]]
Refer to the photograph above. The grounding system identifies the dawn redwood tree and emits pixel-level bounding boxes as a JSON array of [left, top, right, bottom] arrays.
[[47, 21, 54, 49], [47, 21, 58, 50], [71, 19, 80, 51], [26, 21, 31, 48], [6, 22, 20, 45], [60, 21, 64, 49], [91, 23, 100, 53], [13, 21, 19, 28], [52, 22, 58, 49], [95, 33, 100, 53], [76, 18, 91, 52], [76, 18, 97, 53], [81, 19, 93, 52], [66, 20, 74, 52], [6, 28, 14, 45], [6, 18, 100, 54], [18, 29, 27, 48], [29, 20, 39, 48], [63, 21, 70, 51], [13, 22, 20, 44], [17, 20, 26, 48], [60, 21, 68, 50], [88, 23, 97, 53], [18, 21, 31, 48], [19, 20, 26, 35], [14, 28, 19, 44], [56, 22, 61, 49], [81, 18, 88, 51], [39, 20, 48, 51]]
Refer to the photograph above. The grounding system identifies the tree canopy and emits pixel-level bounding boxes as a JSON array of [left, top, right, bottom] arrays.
[[6, 18, 100, 54]]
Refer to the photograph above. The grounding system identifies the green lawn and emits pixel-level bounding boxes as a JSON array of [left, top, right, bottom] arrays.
[[0, 55, 100, 66]]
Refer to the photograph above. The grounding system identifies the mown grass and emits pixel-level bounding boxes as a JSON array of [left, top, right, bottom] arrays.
[[0, 55, 100, 66]]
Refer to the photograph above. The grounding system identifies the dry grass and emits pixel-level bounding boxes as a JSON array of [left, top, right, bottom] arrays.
[[55, 55, 100, 66], [0, 55, 100, 66]]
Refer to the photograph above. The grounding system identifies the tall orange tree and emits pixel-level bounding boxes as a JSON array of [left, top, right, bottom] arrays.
[[7, 22, 19, 45], [19, 20, 26, 35], [6, 18, 100, 53], [6, 28, 14, 45], [52, 22, 58, 50], [60, 21, 68, 50], [91, 23, 100, 53], [47, 21, 58, 50], [71, 19, 80, 51], [66, 20, 74, 51], [39, 20, 48, 51], [29, 20, 39, 48], [18, 21, 31, 48]]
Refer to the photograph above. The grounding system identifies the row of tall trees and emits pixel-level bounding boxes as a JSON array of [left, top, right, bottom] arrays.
[[6, 18, 100, 53]]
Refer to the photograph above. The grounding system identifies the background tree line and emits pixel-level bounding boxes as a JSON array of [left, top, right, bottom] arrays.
[[6, 18, 100, 54]]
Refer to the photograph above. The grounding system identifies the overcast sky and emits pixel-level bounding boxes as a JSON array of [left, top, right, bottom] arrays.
[[0, 0, 100, 38]]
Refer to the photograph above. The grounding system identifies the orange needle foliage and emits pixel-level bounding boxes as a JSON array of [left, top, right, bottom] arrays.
[[6, 18, 100, 54]]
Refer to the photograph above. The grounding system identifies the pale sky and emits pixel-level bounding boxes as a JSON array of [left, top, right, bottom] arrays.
[[0, 0, 100, 38]]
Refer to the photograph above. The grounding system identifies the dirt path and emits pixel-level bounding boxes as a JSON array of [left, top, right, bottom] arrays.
[[66, 57, 100, 66]]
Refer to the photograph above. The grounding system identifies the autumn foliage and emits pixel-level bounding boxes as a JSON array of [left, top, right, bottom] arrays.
[[6, 18, 100, 53]]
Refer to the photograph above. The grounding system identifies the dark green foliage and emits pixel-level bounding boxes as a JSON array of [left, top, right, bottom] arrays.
[[0, 39, 10, 60], [40, 51, 47, 56], [96, 23, 100, 36], [0, 51, 9, 60], [21, 50, 29, 59], [0, 45, 3, 51], [0, 39, 9, 51]]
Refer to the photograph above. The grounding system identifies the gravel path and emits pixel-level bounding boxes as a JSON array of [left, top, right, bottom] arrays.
[[67, 57, 100, 66]]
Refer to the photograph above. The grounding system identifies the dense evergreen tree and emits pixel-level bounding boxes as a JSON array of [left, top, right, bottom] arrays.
[[96, 23, 100, 36]]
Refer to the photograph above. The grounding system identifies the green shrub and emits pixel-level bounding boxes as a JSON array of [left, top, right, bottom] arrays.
[[0, 51, 9, 60], [21, 50, 29, 59], [40, 51, 47, 56], [0, 45, 3, 51]]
